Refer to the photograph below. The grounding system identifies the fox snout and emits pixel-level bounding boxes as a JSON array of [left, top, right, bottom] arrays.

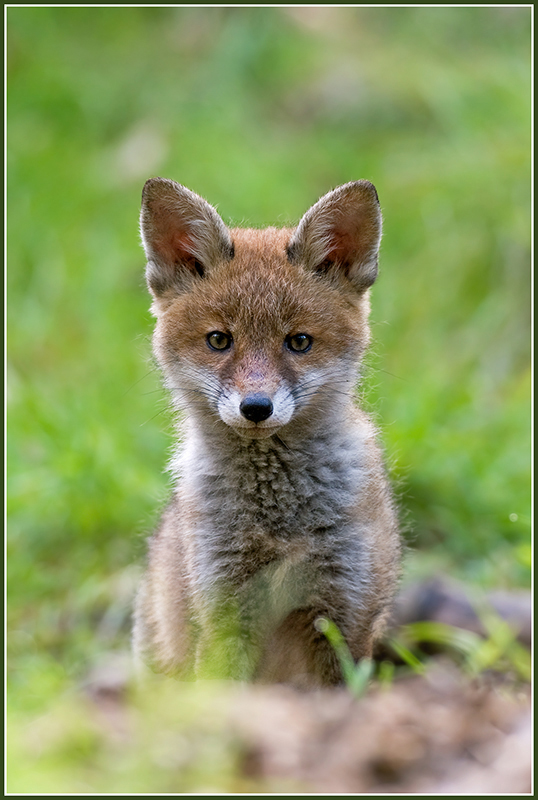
[[239, 393, 274, 423], [217, 382, 295, 436]]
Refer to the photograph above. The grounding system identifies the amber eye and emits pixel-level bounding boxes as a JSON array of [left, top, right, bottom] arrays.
[[285, 333, 312, 353], [207, 331, 232, 351]]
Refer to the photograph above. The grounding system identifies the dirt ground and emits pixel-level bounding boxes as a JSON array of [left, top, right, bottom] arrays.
[[222, 579, 533, 794], [86, 656, 531, 794], [228, 666, 531, 794], [83, 578, 532, 794]]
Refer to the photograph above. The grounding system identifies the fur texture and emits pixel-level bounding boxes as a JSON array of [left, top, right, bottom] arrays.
[[133, 179, 401, 689]]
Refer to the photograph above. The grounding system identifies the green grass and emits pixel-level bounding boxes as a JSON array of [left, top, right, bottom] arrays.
[[316, 617, 375, 697], [7, 6, 531, 793]]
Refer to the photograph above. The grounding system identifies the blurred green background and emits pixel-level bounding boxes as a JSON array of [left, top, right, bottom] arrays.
[[7, 6, 531, 792]]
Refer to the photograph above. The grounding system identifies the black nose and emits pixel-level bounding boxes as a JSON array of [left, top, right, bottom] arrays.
[[239, 393, 274, 423]]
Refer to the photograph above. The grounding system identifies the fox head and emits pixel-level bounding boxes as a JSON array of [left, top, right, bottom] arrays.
[[140, 179, 382, 438]]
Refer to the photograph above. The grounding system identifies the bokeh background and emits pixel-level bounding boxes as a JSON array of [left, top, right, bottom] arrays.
[[7, 6, 531, 792]]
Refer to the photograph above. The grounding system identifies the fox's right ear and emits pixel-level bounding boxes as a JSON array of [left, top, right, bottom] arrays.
[[140, 178, 234, 312], [287, 180, 382, 293]]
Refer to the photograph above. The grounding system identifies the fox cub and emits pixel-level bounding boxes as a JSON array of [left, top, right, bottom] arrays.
[[133, 178, 400, 688]]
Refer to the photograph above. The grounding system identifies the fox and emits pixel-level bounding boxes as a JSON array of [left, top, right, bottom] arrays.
[[133, 177, 401, 689]]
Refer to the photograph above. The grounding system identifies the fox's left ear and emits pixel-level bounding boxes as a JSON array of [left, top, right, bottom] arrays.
[[140, 177, 234, 312], [287, 180, 382, 292]]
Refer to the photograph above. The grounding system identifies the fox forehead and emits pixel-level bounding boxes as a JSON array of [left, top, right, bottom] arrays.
[[159, 227, 369, 345], [230, 226, 292, 267]]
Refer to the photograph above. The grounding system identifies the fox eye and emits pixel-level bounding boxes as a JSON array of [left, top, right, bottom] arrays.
[[285, 333, 312, 353], [207, 331, 232, 351]]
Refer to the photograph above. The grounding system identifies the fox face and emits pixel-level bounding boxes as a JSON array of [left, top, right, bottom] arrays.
[[140, 180, 382, 439]]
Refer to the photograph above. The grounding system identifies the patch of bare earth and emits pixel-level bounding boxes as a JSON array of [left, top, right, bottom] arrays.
[[230, 665, 531, 793], [85, 579, 531, 793]]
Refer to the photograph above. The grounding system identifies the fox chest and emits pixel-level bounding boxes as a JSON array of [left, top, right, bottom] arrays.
[[197, 441, 361, 537], [178, 436, 367, 594]]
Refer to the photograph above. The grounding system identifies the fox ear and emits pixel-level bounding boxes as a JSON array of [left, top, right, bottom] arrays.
[[140, 178, 234, 308], [287, 181, 382, 292]]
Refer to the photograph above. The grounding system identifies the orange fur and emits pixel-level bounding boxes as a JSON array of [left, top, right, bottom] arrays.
[[133, 179, 401, 688]]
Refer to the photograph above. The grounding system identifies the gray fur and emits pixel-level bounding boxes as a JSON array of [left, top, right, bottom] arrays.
[[133, 180, 401, 689]]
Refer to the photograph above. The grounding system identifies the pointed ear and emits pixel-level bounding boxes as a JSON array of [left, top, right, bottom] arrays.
[[287, 181, 382, 292], [140, 178, 234, 308]]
